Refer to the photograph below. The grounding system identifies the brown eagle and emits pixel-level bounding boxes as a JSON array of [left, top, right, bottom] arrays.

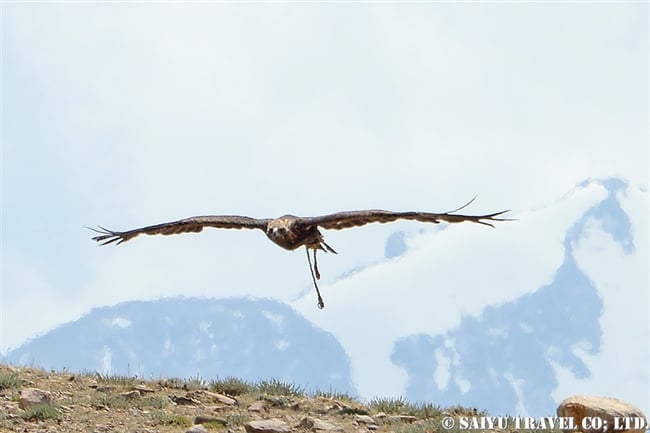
[[90, 198, 510, 309]]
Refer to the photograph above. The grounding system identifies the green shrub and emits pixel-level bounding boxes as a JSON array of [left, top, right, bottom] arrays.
[[151, 410, 192, 427], [20, 404, 61, 422], [312, 388, 359, 403], [0, 372, 22, 390], [370, 397, 443, 418], [95, 372, 138, 387], [369, 396, 410, 414], [254, 379, 304, 396], [160, 375, 206, 391], [338, 407, 370, 416], [226, 412, 251, 426], [210, 377, 252, 396]]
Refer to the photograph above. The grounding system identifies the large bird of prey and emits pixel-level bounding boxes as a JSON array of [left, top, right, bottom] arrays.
[[90, 198, 510, 309]]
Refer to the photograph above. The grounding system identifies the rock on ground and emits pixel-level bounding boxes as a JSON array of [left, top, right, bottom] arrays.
[[354, 414, 376, 425], [388, 415, 417, 423], [194, 415, 228, 425], [190, 389, 237, 406], [19, 387, 52, 409], [119, 390, 141, 399], [557, 395, 648, 433], [245, 419, 292, 433], [298, 416, 345, 432], [171, 395, 202, 406], [248, 401, 267, 412]]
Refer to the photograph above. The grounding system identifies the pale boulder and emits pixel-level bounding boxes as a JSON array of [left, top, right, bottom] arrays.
[[557, 395, 648, 433], [19, 388, 52, 409], [298, 416, 345, 432], [245, 419, 291, 433]]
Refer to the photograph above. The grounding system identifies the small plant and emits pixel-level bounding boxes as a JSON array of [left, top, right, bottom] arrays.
[[417, 402, 444, 418], [20, 404, 61, 422], [338, 407, 370, 416], [151, 410, 192, 427], [210, 376, 252, 396], [158, 377, 186, 390], [226, 412, 252, 426], [160, 375, 206, 391], [204, 419, 230, 429], [95, 372, 138, 387], [0, 372, 22, 390], [137, 395, 167, 410], [254, 378, 304, 396], [92, 394, 132, 410], [369, 397, 443, 417], [92, 393, 167, 410], [184, 373, 207, 390], [312, 388, 359, 403], [370, 396, 410, 414]]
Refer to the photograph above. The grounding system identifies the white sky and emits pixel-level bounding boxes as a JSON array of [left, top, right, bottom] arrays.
[[1, 1, 647, 409]]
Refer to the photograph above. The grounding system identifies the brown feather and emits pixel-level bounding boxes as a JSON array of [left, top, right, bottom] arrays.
[[303, 209, 511, 231], [88, 215, 269, 246]]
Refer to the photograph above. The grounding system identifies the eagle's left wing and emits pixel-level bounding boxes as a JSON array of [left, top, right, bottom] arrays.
[[89, 215, 270, 246], [304, 200, 511, 231]]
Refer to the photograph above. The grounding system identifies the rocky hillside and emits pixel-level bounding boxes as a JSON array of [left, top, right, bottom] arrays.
[[4, 364, 646, 433], [0, 363, 513, 433]]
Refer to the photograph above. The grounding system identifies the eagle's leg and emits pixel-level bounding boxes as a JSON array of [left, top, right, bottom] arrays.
[[313, 249, 321, 280], [306, 246, 325, 309]]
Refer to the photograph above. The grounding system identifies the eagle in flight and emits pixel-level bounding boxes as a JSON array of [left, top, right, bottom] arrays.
[[90, 198, 510, 309]]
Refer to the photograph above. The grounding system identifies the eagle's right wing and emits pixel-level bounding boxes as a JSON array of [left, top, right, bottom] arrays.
[[304, 198, 511, 231], [89, 215, 270, 246]]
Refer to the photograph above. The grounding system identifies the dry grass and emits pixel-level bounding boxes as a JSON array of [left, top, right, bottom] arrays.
[[0, 364, 561, 433]]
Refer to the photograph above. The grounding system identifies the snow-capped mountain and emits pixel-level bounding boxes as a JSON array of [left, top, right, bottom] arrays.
[[5, 178, 647, 417], [5, 297, 356, 395]]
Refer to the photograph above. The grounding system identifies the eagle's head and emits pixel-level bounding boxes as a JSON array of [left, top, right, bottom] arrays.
[[266, 215, 301, 250]]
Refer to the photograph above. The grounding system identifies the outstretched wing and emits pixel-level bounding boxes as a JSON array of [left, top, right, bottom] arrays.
[[89, 215, 270, 246], [304, 198, 512, 231]]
